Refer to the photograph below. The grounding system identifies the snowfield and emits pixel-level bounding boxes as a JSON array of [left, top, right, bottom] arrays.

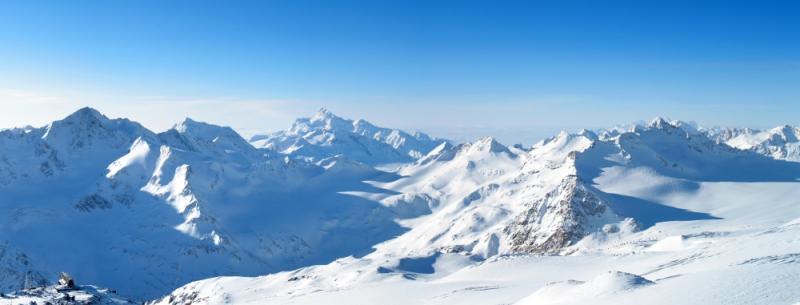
[[149, 173, 800, 305], [0, 109, 798, 305]]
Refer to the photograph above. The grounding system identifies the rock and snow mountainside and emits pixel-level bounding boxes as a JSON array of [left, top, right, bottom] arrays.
[[2, 110, 800, 305], [0, 108, 411, 300], [249, 108, 446, 165], [151, 117, 800, 305], [709, 124, 800, 161]]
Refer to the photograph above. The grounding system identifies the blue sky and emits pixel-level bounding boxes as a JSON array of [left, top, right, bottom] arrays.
[[0, 0, 798, 144]]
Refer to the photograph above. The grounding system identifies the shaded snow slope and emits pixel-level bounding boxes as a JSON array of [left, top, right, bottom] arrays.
[[0, 108, 409, 300], [150, 162, 800, 305], [150, 118, 800, 305], [3, 110, 800, 305]]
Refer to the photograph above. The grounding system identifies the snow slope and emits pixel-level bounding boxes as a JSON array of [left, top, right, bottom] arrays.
[[0, 108, 411, 300], [2, 110, 799, 305], [150, 117, 800, 305]]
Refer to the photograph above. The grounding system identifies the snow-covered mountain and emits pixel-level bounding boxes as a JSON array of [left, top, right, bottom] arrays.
[[0, 108, 410, 300], [249, 108, 447, 165], [709, 124, 800, 161], [150, 117, 800, 305], [2, 110, 799, 305]]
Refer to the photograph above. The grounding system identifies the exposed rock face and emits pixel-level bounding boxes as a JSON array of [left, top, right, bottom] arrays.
[[0, 108, 410, 299], [506, 176, 614, 254]]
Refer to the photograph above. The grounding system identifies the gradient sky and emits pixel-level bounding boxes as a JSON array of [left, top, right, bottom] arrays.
[[1, 0, 798, 144]]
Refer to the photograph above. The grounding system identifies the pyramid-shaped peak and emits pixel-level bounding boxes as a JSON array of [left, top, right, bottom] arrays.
[[310, 107, 344, 121], [470, 137, 509, 154], [647, 117, 675, 129], [60, 107, 109, 124], [305, 108, 353, 131]]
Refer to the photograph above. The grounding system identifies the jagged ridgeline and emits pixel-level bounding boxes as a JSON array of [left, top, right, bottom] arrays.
[[0, 107, 447, 300], [1, 108, 800, 303]]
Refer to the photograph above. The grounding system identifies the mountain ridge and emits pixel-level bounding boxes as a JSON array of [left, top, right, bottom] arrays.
[[1, 108, 799, 304]]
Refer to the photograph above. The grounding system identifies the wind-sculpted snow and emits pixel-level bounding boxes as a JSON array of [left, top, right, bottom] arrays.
[[514, 271, 655, 305]]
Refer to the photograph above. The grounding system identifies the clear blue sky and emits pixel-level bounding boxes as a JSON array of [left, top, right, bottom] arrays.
[[0, 0, 798, 144]]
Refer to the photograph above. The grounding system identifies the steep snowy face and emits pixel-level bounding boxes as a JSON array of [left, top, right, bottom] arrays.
[[709, 125, 800, 161], [250, 108, 447, 165]]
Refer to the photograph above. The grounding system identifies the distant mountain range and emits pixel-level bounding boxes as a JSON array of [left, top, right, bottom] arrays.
[[1, 108, 798, 305]]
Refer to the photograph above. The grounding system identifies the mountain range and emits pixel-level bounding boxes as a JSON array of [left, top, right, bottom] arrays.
[[0, 108, 798, 305]]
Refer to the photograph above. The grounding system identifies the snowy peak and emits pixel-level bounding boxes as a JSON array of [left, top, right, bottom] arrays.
[[172, 117, 240, 140], [475, 137, 508, 152], [42, 107, 153, 152], [460, 137, 511, 155], [532, 130, 596, 161], [303, 107, 352, 132], [646, 116, 672, 129], [164, 118, 256, 156], [767, 124, 799, 143], [57, 107, 109, 126], [251, 109, 447, 165], [708, 124, 800, 161]]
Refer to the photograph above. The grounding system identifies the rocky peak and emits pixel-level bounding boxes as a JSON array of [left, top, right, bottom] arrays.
[[505, 175, 619, 254]]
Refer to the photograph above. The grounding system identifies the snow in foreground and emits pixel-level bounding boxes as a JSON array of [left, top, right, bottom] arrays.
[[1, 109, 799, 304], [151, 179, 800, 305]]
